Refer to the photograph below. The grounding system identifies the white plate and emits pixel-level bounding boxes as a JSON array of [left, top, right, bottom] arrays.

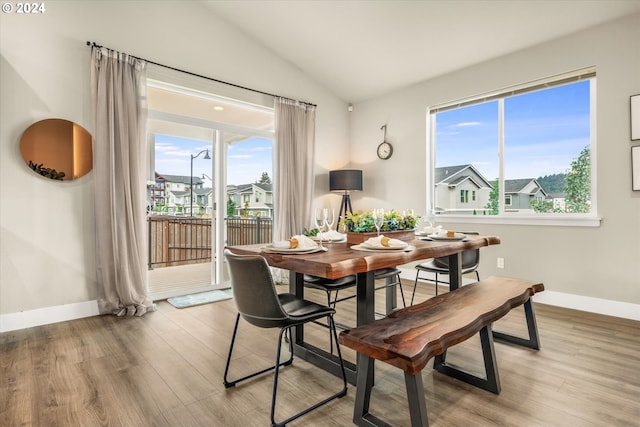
[[310, 234, 347, 242], [351, 244, 415, 252], [428, 233, 466, 241], [262, 246, 323, 254]]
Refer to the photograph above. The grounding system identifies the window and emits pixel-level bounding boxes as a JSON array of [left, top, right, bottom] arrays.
[[429, 68, 595, 222]]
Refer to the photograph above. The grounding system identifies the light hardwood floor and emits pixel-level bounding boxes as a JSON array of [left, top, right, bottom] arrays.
[[2, 280, 639, 427]]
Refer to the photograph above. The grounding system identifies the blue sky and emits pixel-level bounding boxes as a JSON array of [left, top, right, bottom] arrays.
[[435, 80, 590, 180], [154, 135, 273, 186]]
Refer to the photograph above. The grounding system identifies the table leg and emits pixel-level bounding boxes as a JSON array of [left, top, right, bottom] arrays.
[[385, 275, 398, 315], [289, 270, 378, 385], [448, 252, 463, 291]]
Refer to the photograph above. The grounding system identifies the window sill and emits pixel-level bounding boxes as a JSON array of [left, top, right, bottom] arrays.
[[435, 214, 601, 227]]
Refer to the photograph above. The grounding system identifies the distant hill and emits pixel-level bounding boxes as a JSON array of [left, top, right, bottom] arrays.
[[537, 173, 566, 193]]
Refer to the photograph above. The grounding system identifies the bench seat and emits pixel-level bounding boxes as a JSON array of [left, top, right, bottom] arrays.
[[339, 275, 544, 427]]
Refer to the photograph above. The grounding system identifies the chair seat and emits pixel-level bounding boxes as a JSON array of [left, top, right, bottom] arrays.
[[279, 293, 336, 322], [304, 274, 357, 291], [415, 260, 478, 275], [374, 267, 402, 280]]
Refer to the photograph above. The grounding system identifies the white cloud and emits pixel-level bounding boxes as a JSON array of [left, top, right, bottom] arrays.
[[454, 121, 482, 127]]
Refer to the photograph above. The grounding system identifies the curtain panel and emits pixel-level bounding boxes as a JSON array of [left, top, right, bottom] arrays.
[[91, 47, 154, 316], [274, 98, 317, 241]]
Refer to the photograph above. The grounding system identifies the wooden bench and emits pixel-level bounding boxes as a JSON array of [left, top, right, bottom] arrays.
[[338, 276, 544, 427]]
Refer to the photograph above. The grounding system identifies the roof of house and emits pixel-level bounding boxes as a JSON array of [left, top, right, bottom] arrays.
[[435, 164, 494, 188], [228, 183, 273, 194], [504, 178, 548, 196], [156, 172, 203, 185]]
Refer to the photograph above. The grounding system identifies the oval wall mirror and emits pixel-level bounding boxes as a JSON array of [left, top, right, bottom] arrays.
[[20, 118, 93, 181]]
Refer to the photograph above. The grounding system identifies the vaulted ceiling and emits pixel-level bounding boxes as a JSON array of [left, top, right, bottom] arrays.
[[203, 0, 640, 103]]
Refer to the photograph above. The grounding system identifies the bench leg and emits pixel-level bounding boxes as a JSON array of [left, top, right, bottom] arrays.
[[405, 372, 430, 427], [353, 355, 393, 427], [493, 298, 541, 349], [433, 324, 501, 394], [353, 354, 429, 427]]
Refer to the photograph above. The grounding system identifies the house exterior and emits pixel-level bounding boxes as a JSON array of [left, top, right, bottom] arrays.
[[434, 165, 494, 214], [149, 172, 208, 215], [227, 183, 273, 218], [504, 179, 548, 212]]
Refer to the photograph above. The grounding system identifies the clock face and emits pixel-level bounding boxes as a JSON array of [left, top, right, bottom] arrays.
[[377, 142, 393, 159]]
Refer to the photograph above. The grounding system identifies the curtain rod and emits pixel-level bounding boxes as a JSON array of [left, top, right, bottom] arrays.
[[86, 41, 317, 108]]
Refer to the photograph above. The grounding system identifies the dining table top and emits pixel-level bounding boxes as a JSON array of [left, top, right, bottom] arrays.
[[225, 234, 500, 280]]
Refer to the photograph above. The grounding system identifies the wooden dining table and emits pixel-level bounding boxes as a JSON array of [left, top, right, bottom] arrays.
[[226, 233, 501, 385]]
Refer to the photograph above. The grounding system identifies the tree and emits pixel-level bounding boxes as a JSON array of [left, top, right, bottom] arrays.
[[485, 179, 499, 215], [565, 146, 590, 213], [226, 197, 237, 218], [258, 172, 271, 184]]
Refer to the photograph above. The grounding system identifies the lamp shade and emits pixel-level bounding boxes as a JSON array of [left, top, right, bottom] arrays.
[[329, 169, 363, 192]]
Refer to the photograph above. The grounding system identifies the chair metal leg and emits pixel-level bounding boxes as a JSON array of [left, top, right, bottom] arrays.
[[223, 313, 293, 389], [411, 270, 420, 306], [271, 315, 347, 427]]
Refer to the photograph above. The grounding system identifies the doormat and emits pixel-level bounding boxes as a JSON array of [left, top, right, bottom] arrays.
[[167, 289, 233, 309]]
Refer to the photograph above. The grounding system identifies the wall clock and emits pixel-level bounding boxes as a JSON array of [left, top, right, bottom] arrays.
[[377, 124, 393, 159], [377, 141, 393, 159]]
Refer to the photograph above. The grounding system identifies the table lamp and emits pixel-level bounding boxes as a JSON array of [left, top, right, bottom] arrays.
[[330, 169, 363, 230]]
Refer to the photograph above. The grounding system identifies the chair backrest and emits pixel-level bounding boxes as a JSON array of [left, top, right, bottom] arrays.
[[224, 249, 288, 328], [433, 232, 480, 269]]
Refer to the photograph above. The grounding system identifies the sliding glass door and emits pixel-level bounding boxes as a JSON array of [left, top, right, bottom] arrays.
[[146, 81, 274, 299]]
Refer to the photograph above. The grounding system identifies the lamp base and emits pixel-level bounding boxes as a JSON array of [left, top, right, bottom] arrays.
[[337, 192, 353, 230]]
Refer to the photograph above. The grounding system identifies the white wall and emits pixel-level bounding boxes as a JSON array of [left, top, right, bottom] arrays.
[[0, 1, 349, 326], [350, 14, 640, 309]]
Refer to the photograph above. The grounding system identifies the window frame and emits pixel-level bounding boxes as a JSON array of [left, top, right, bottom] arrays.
[[426, 67, 600, 227]]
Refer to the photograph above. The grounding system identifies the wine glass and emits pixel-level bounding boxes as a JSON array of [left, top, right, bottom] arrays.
[[374, 208, 384, 237], [324, 208, 335, 236], [315, 208, 325, 248]]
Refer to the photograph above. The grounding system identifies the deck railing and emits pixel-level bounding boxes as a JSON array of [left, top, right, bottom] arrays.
[[148, 216, 273, 269]]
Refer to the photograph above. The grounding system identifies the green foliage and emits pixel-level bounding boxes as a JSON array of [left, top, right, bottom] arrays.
[[258, 172, 272, 184], [344, 210, 418, 233], [565, 146, 591, 213], [536, 173, 566, 193], [303, 227, 319, 237], [226, 198, 237, 218], [484, 180, 499, 215], [530, 199, 563, 213]]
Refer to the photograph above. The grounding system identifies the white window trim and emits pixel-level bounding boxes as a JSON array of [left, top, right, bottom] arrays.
[[426, 67, 600, 227]]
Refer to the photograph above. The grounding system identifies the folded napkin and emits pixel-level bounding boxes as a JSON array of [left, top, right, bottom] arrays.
[[434, 229, 457, 238], [318, 230, 346, 241], [363, 235, 408, 249], [272, 234, 318, 249], [421, 225, 442, 235]]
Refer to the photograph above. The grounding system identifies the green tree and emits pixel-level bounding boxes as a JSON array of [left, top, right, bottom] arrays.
[[226, 198, 237, 218], [485, 179, 499, 215], [565, 146, 590, 213], [258, 172, 271, 184]]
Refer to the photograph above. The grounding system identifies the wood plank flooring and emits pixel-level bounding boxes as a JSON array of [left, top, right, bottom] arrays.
[[2, 280, 639, 426]]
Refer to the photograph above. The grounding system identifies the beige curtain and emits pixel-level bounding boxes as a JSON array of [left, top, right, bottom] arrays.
[[91, 47, 154, 316], [274, 98, 317, 241]]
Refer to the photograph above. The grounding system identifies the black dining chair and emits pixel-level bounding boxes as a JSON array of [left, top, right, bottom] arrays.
[[223, 249, 347, 427], [410, 232, 480, 304]]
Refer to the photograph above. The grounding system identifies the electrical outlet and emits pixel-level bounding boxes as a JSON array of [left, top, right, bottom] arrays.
[[497, 258, 505, 269]]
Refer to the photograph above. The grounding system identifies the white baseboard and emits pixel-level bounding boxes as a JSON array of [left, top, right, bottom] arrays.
[[0, 300, 100, 333], [398, 268, 640, 322], [2, 273, 638, 333]]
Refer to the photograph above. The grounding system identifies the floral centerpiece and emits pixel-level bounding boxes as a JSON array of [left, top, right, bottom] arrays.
[[343, 210, 419, 244]]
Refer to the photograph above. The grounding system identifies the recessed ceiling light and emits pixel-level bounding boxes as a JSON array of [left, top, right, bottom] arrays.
[[214, 106, 224, 111]]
